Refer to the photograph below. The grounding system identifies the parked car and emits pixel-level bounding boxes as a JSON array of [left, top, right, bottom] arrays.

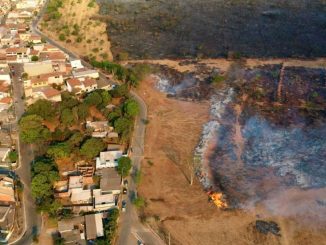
[[123, 179, 128, 187], [122, 200, 127, 212]]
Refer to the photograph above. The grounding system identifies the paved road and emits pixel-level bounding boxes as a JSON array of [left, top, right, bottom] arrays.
[[116, 92, 166, 245], [30, 3, 165, 244], [10, 64, 41, 245]]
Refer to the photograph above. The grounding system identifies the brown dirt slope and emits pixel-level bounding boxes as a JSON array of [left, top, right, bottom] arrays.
[[40, 0, 112, 60]]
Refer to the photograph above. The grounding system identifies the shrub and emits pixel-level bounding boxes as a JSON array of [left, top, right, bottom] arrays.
[[31, 55, 39, 62], [59, 33, 66, 41]]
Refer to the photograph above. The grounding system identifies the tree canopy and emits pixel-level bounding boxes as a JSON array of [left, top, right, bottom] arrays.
[[123, 99, 139, 117], [80, 138, 106, 158], [31, 157, 59, 200], [47, 142, 71, 159], [26, 99, 56, 120], [84, 91, 103, 107], [61, 108, 74, 126], [19, 114, 51, 143], [117, 156, 132, 177]]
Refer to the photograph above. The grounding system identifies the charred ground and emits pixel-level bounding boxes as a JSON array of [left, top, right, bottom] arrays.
[[97, 0, 326, 59]]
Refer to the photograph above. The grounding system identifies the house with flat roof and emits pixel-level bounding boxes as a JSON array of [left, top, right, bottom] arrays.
[[85, 213, 104, 240], [96, 168, 121, 194], [96, 150, 123, 169], [70, 188, 92, 205], [72, 68, 99, 79], [93, 189, 116, 211], [57, 216, 86, 245]]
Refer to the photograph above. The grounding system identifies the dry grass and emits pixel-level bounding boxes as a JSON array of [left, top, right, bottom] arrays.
[[40, 0, 112, 60]]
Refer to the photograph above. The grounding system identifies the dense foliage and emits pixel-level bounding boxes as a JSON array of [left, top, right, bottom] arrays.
[[117, 156, 132, 177]]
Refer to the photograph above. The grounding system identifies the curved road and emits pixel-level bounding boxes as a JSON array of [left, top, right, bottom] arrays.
[[28, 2, 165, 245]]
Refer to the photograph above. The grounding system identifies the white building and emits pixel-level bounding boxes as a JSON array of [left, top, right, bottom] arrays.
[[96, 150, 123, 169]]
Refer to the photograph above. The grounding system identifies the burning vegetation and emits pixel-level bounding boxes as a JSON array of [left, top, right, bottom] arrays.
[[208, 192, 228, 209]]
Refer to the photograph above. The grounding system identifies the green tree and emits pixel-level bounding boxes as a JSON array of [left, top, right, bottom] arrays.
[[61, 108, 74, 126], [77, 103, 89, 121], [84, 91, 102, 107], [80, 138, 105, 158], [114, 117, 133, 139], [31, 55, 39, 62], [123, 99, 139, 117], [110, 84, 129, 98], [68, 132, 84, 147], [100, 90, 112, 107], [8, 151, 18, 163], [107, 110, 121, 124], [48, 200, 62, 217], [60, 92, 79, 110], [117, 156, 132, 177], [19, 115, 51, 144], [47, 142, 71, 159], [26, 99, 56, 120], [31, 174, 54, 199], [52, 128, 72, 142], [59, 33, 66, 41]]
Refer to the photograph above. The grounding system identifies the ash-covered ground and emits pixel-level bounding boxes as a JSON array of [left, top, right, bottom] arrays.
[[155, 64, 326, 224], [203, 65, 326, 222], [97, 0, 326, 59]]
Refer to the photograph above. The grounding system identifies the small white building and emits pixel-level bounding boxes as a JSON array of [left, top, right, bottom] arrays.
[[96, 150, 123, 169], [70, 59, 84, 69], [93, 189, 116, 211]]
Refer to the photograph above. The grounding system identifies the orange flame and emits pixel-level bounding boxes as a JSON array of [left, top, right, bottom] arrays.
[[209, 192, 228, 208]]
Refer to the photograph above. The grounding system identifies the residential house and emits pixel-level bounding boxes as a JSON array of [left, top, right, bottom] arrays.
[[30, 35, 42, 44], [0, 97, 12, 112], [39, 51, 67, 63], [0, 67, 11, 84], [70, 59, 83, 69], [93, 189, 116, 211], [0, 148, 10, 163], [70, 188, 92, 205], [85, 213, 104, 240], [96, 168, 121, 194], [0, 176, 15, 204], [66, 77, 98, 95], [0, 82, 10, 99], [72, 68, 99, 79], [40, 87, 61, 102], [6, 47, 30, 63], [96, 150, 124, 169], [16, 0, 40, 9], [24, 61, 54, 76], [57, 216, 86, 245], [33, 87, 61, 102], [69, 176, 83, 190]]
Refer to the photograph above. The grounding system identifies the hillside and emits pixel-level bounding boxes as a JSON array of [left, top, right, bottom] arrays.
[[40, 0, 113, 60]]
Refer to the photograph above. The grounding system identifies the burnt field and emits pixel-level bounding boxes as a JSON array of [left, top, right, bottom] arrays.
[[97, 0, 326, 59]]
